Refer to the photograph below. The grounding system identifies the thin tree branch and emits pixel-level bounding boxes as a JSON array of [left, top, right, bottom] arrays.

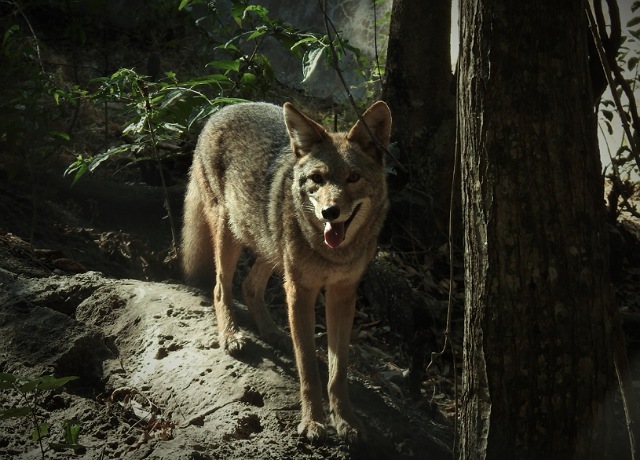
[[138, 81, 179, 255]]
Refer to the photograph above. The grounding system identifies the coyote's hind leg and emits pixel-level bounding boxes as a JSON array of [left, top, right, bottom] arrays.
[[206, 206, 245, 355], [243, 258, 290, 350]]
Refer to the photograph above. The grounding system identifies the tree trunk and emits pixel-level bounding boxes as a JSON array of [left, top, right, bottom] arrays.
[[458, 1, 627, 458], [382, 0, 455, 246]]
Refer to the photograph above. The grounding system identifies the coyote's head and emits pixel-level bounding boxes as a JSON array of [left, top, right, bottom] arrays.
[[284, 102, 392, 249]]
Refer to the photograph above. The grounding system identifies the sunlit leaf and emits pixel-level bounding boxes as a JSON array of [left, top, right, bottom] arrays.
[[49, 130, 70, 141], [206, 60, 240, 72], [64, 155, 89, 185], [240, 72, 257, 85], [231, 2, 244, 26], [245, 5, 269, 18], [63, 419, 82, 445], [32, 422, 50, 441], [211, 97, 249, 105], [159, 88, 187, 110], [247, 26, 267, 41], [291, 36, 321, 52]]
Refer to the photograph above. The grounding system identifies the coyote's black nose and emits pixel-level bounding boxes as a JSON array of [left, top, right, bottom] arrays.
[[321, 205, 340, 221]]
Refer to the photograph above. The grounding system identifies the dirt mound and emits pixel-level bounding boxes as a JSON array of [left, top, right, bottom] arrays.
[[0, 228, 452, 459]]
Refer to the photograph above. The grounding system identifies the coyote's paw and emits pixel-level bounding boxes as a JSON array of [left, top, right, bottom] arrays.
[[298, 419, 326, 443], [332, 413, 365, 444], [220, 331, 247, 356]]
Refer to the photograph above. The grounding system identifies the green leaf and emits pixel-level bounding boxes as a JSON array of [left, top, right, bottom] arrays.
[[629, 56, 639, 71], [291, 36, 321, 52], [49, 130, 71, 141], [302, 47, 326, 82], [604, 120, 613, 135], [64, 155, 89, 185], [88, 145, 131, 173], [19, 379, 40, 394], [602, 109, 614, 121], [159, 88, 187, 110], [0, 407, 31, 420], [2, 24, 19, 47], [246, 26, 267, 41], [32, 422, 50, 441], [240, 72, 257, 85], [628, 16, 640, 28], [244, 4, 269, 18], [178, 0, 192, 10], [63, 419, 82, 445], [216, 43, 240, 52], [211, 97, 249, 105], [231, 2, 245, 27], [206, 60, 241, 72], [160, 122, 186, 133], [0, 372, 17, 384], [35, 376, 78, 391], [123, 115, 148, 136], [616, 145, 631, 156], [633, 1, 640, 13], [182, 74, 232, 86], [186, 105, 214, 131]]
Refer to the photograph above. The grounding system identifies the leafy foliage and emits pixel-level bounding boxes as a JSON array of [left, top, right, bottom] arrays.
[[0, 373, 81, 459], [63, 0, 347, 183], [63, 67, 247, 184], [599, 1, 640, 181], [2, 0, 383, 185], [594, 1, 640, 223]]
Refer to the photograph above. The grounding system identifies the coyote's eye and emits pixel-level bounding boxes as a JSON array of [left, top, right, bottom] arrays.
[[310, 173, 324, 184], [347, 172, 360, 183]]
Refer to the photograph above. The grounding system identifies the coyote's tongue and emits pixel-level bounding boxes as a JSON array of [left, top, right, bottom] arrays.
[[324, 222, 345, 249]]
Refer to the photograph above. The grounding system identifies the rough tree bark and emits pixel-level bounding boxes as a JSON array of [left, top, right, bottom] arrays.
[[458, 1, 631, 458], [382, 0, 455, 246]]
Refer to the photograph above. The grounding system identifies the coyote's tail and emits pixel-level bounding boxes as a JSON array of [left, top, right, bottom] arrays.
[[180, 168, 214, 287]]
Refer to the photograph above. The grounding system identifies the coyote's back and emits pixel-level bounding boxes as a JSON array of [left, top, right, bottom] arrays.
[[181, 100, 392, 443], [181, 102, 290, 283]]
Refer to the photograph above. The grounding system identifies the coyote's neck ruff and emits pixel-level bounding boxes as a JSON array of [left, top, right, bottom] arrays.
[[181, 101, 391, 443]]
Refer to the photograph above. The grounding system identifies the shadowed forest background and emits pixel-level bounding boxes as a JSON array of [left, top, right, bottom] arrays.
[[1, 0, 640, 459]]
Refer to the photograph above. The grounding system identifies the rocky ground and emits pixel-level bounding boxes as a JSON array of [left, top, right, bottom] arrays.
[[0, 172, 454, 460]]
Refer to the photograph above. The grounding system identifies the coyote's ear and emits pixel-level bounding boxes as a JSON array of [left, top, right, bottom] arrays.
[[283, 102, 328, 157], [347, 101, 392, 163]]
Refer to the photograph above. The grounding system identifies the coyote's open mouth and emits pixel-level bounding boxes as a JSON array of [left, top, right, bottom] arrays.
[[323, 203, 362, 249]]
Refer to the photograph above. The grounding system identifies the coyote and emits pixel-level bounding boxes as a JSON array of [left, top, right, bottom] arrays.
[[181, 101, 391, 442]]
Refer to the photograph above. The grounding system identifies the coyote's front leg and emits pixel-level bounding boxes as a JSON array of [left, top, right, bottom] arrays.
[[285, 278, 325, 441], [325, 282, 363, 442]]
